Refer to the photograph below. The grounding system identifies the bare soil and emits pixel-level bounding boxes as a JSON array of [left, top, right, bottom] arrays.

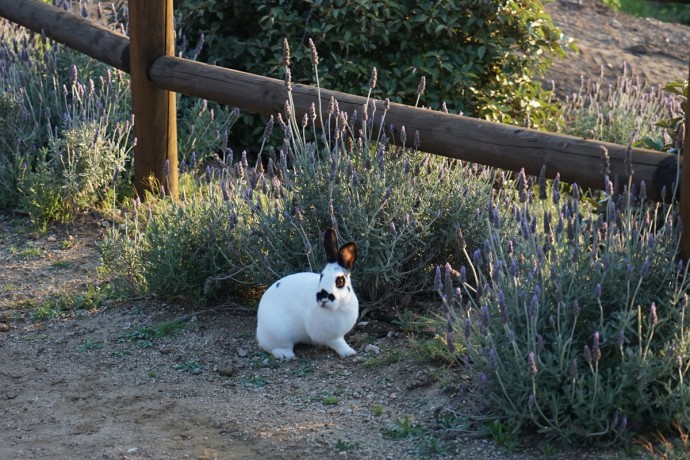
[[544, 0, 690, 97], [2, 1, 689, 459]]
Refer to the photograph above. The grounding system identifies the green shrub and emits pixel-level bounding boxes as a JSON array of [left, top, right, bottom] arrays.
[[439, 170, 690, 444], [175, 0, 570, 149]]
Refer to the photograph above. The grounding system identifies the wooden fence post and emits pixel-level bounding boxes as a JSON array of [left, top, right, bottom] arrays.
[[682, 60, 690, 260], [129, 1, 178, 199]]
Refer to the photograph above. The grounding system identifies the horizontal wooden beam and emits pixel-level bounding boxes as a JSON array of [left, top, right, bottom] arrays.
[[0, 0, 130, 72], [148, 56, 676, 202]]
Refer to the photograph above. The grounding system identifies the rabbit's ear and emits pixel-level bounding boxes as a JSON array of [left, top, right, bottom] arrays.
[[338, 242, 357, 270], [324, 228, 339, 263]]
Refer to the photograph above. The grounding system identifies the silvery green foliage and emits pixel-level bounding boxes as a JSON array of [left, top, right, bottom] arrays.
[[104, 97, 495, 305], [561, 63, 683, 150], [439, 172, 690, 444], [0, 3, 239, 230]]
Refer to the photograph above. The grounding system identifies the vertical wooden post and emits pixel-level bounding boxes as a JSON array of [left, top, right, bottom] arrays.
[[681, 60, 690, 260], [129, 1, 178, 199]]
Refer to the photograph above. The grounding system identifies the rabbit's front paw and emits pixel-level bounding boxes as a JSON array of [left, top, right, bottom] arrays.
[[271, 348, 296, 360], [337, 347, 356, 358], [328, 338, 356, 358]]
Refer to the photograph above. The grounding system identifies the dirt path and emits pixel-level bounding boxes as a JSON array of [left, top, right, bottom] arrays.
[[0, 215, 495, 459]]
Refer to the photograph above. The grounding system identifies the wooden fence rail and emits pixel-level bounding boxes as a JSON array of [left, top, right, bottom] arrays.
[[0, 1, 686, 243]]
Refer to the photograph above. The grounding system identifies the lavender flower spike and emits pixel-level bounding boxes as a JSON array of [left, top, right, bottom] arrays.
[[592, 332, 601, 362], [434, 265, 443, 292], [308, 38, 319, 66], [650, 302, 658, 326], [528, 351, 538, 376]]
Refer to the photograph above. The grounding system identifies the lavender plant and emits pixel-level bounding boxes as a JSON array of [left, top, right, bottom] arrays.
[[102, 42, 495, 306], [561, 63, 683, 149], [438, 170, 690, 444], [0, 1, 240, 231]]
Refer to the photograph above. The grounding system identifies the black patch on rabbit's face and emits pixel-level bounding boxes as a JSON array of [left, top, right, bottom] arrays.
[[316, 289, 336, 304]]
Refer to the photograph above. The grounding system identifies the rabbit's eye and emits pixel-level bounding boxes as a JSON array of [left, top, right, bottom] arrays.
[[335, 276, 346, 288]]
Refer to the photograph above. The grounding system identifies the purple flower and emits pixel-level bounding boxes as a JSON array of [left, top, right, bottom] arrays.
[[488, 348, 499, 371], [481, 305, 490, 330], [264, 115, 274, 139], [650, 302, 658, 326], [592, 332, 601, 362], [528, 294, 539, 320], [472, 249, 482, 266], [619, 417, 628, 433], [308, 38, 319, 66], [538, 165, 547, 201], [416, 76, 426, 96], [498, 291, 509, 324], [382, 187, 392, 202], [446, 318, 455, 353], [464, 317, 471, 339], [528, 352, 538, 376], [434, 265, 443, 292], [570, 359, 578, 381], [583, 345, 592, 364], [221, 179, 229, 201], [625, 263, 634, 281], [641, 258, 651, 277], [518, 168, 528, 203], [367, 67, 378, 90]]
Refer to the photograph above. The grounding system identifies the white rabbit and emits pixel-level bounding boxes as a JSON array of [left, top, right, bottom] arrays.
[[256, 228, 359, 360]]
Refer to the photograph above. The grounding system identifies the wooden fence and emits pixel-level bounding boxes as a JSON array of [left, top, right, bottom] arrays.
[[1, 0, 689, 255]]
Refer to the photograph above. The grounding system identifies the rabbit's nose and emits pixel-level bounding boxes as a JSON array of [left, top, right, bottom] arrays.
[[316, 289, 335, 305]]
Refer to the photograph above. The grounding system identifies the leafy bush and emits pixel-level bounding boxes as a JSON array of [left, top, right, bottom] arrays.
[[175, 0, 570, 149], [101, 43, 495, 305], [560, 64, 683, 149], [438, 170, 690, 444]]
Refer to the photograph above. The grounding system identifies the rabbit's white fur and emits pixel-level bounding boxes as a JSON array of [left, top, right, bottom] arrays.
[[256, 229, 358, 360]]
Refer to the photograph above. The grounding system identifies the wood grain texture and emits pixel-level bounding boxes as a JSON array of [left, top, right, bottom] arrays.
[[129, 1, 178, 198]]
